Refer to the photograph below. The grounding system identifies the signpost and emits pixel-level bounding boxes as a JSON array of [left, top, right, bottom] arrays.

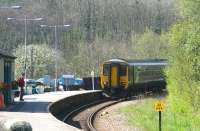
[[91, 71, 95, 90], [155, 100, 164, 131]]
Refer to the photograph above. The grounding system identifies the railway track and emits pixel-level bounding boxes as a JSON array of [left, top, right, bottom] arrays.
[[63, 96, 127, 131], [87, 98, 126, 131], [62, 90, 165, 131]]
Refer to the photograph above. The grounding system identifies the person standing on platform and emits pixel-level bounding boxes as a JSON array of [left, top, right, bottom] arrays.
[[17, 73, 25, 101]]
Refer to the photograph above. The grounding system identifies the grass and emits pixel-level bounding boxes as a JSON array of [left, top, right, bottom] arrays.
[[117, 98, 200, 131]]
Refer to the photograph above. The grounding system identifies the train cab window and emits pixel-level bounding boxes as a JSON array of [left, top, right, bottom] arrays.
[[103, 64, 110, 76], [120, 65, 127, 76]]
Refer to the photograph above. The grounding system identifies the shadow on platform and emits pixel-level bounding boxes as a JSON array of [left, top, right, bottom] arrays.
[[6, 101, 51, 113]]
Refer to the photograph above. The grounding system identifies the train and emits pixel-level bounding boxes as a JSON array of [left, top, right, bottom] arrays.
[[100, 58, 167, 95]]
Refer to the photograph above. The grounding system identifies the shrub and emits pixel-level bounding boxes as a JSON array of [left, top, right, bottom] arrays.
[[166, 20, 200, 114]]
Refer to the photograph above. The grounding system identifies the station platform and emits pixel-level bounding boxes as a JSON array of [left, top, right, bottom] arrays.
[[0, 91, 95, 131]]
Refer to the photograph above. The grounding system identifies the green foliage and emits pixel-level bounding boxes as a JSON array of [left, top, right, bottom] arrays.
[[15, 44, 66, 79], [67, 40, 131, 77], [166, 0, 200, 124], [167, 20, 200, 114], [179, 0, 200, 19], [0, 0, 177, 50], [118, 98, 200, 131], [67, 31, 169, 77], [0, 0, 174, 77], [131, 30, 169, 59]]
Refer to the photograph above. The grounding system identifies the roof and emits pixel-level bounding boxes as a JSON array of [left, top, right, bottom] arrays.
[[127, 59, 167, 66], [0, 49, 16, 59], [105, 58, 167, 66], [106, 58, 128, 63]]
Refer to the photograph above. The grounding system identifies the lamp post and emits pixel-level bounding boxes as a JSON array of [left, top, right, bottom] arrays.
[[40, 24, 70, 91], [8, 16, 43, 93]]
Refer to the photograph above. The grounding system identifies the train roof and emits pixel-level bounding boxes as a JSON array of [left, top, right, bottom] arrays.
[[106, 58, 128, 63], [127, 59, 167, 66], [105, 58, 167, 66]]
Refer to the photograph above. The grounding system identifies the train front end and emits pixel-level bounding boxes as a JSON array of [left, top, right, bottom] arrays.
[[100, 59, 129, 95]]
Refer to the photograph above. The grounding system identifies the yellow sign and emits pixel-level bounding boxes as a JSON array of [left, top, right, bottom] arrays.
[[155, 101, 164, 112]]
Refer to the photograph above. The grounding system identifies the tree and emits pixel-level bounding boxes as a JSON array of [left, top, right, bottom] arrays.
[[15, 44, 66, 79], [166, 0, 200, 117], [0, 0, 177, 77], [132, 30, 169, 59], [179, 0, 200, 20]]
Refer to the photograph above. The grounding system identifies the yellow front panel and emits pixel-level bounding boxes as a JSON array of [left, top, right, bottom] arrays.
[[111, 66, 118, 87], [100, 75, 108, 89]]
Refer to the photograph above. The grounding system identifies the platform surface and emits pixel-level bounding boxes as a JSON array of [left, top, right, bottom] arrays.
[[0, 91, 95, 131]]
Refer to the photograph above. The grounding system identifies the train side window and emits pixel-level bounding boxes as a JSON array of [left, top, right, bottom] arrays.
[[103, 64, 110, 75], [120, 65, 127, 76]]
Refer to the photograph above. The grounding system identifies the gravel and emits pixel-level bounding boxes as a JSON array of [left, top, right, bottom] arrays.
[[66, 100, 117, 131], [94, 99, 143, 131]]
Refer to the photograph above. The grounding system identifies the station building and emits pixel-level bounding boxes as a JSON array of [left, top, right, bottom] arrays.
[[0, 49, 16, 106]]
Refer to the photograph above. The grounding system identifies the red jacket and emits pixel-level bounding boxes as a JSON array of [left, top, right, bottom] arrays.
[[17, 77, 25, 87]]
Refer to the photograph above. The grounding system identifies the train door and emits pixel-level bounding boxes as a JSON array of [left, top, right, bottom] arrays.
[[110, 64, 120, 88]]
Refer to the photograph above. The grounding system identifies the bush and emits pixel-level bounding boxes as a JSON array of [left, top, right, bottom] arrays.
[[166, 20, 200, 114], [131, 30, 169, 59]]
